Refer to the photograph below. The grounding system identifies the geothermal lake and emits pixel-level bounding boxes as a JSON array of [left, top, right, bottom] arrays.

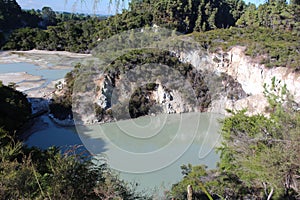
[[0, 62, 71, 90], [0, 62, 223, 194], [0, 62, 71, 81]]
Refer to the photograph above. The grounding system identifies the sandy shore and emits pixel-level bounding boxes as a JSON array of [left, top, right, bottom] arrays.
[[0, 50, 85, 127], [0, 50, 92, 69], [0, 72, 42, 84], [0, 50, 87, 139], [26, 79, 59, 98], [17, 80, 46, 92], [14, 49, 91, 57], [0, 71, 60, 98], [0, 50, 92, 97]]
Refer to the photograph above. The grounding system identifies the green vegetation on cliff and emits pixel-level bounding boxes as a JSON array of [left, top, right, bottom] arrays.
[[193, 26, 300, 68], [169, 79, 300, 199]]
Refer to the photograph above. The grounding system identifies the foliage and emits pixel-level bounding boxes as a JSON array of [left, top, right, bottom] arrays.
[[1, 0, 247, 52], [2, 0, 299, 71], [0, 0, 71, 32], [216, 80, 300, 199], [0, 0, 28, 30], [2, 18, 100, 52], [2, 28, 42, 50], [193, 27, 300, 68], [236, 2, 300, 34], [0, 82, 31, 135], [170, 79, 300, 199], [170, 164, 219, 200], [128, 0, 247, 33], [2, 0, 299, 70], [0, 0, 101, 51], [0, 141, 149, 199]]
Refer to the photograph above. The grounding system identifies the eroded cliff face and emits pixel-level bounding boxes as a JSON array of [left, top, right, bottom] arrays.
[[89, 72, 208, 124], [178, 46, 300, 115], [68, 46, 299, 124], [84, 68, 245, 124], [151, 83, 194, 114]]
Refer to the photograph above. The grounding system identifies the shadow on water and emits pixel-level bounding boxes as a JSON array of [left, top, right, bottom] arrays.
[[24, 114, 108, 155], [25, 111, 223, 195], [73, 112, 223, 194]]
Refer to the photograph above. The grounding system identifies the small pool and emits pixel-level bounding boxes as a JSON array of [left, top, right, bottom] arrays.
[[0, 62, 72, 82]]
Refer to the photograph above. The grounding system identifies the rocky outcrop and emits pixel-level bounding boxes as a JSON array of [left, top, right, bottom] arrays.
[[69, 48, 250, 124], [91, 74, 200, 122], [152, 83, 193, 114], [96, 75, 114, 110], [82, 71, 245, 124], [178, 46, 300, 115], [69, 45, 298, 124]]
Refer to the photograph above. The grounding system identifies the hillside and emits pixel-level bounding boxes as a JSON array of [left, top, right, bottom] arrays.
[[0, 0, 299, 199], [1, 0, 299, 68]]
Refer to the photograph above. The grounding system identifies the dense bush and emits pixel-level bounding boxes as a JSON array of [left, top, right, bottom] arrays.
[[193, 27, 300, 68], [169, 79, 300, 199], [0, 134, 150, 199], [0, 82, 31, 134], [2, 0, 299, 70], [2, 0, 247, 51]]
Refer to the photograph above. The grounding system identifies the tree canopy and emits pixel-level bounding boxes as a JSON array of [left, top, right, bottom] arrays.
[[1, 0, 299, 68]]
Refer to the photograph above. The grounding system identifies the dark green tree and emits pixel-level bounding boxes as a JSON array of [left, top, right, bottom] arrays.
[[291, 0, 300, 4], [41, 6, 57, 26]]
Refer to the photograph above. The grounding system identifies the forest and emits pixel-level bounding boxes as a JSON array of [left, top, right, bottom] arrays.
[[1, 0, 299, 67], [0, 0, 299, 199]]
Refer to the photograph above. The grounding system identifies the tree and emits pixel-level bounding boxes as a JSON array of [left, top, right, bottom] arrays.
[[41, 6, 57, 26], [0, 83, 149, 200], [0, 0, 22, 30], [291, 0, 300, 5], [170, 164, 216, 200], [0, 83, 31, 134], [217, 78, 300, 199], [170, 78, 300, 199]]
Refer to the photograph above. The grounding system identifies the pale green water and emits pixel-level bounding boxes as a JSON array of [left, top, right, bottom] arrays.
[[76, 112, 223, 194], [0, 62, 71, 81], [26, 112, 222, 194], [0, 62, 223, 194]]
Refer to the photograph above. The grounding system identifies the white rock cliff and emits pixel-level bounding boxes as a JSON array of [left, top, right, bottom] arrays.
[[178, 46, 300, 115]]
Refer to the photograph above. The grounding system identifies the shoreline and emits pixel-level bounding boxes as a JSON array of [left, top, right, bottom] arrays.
[[0, 50, 92, 69], [0, 50, 84, 139], [0, 49, 83, 98], [10, 49, 91, 57]]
